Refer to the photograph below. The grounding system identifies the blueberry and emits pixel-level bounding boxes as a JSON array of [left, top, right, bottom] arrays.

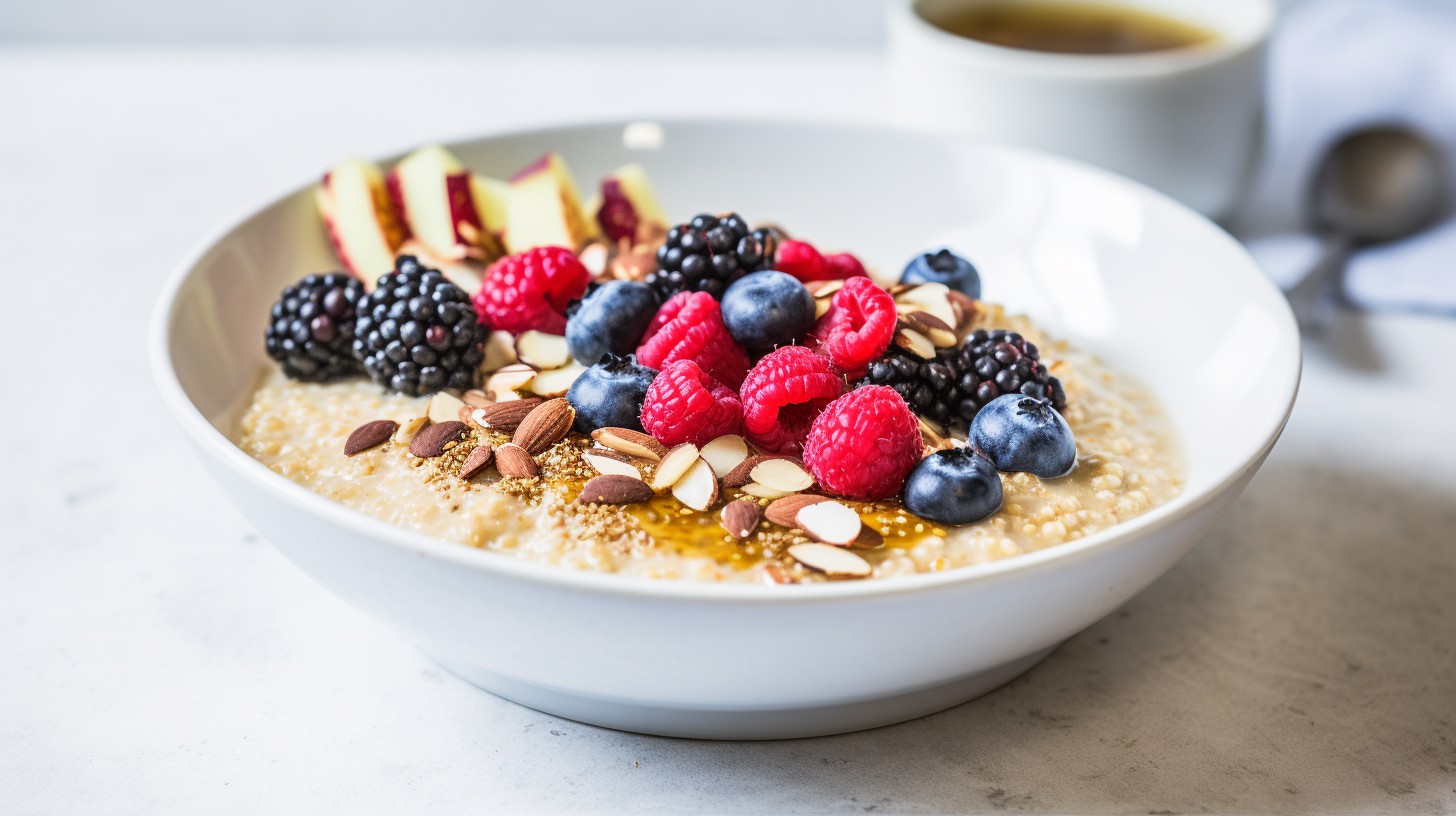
[[720, 271, 816, 352], [565, 280, 660, 366], [901, 447, 1003, 526], [970, 394, 1076, 478], [566, 353, 658, 434], [901, 249, 981, 298]]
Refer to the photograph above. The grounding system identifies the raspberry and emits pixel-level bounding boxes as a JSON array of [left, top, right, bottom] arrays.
[[774, 239, 827, 282], [824, 252, 867, 279], [473, 246, 590, 335], [803, 385, 924, 500], [810, 276, 897, 378], [636, 291, 751, 390], [739, 346, 846, 456], [640, 360, 744, 447]]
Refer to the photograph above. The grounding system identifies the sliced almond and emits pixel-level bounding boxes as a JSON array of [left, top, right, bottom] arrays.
[[461, 389, 492, 408], [945, 289, 979, 333], [720, 499, 762, 540], [723, 455, 801, 488], [763, 563, 794, 585], [344, 419, 398, 456], [427, 391, 467, 424], [459, 445, 494, 480], [896, 282, 957, 327], [670, 457, 719, 511], [740, 482, 792, 500], [806, 278, 845, 298], [527, 363, 586, 397], [788, 543, 872, 578], [486, 363, 536, 400], [700, 435, 749, 478], [814, 299, 831, 320], [795, 500, 862, 546], [470, 398, 542, 434], [749, 458, 814, 493], [901, 311, 958, 348], [592, 427, 667, 462], [494, 443, 539, 478], [765, 493, 831, 527], [583, 451, 642, 479], [392, 416, 429, 444], [409, 420, 467, 458], [512, 397, 575, 455], [515, 330, 571, 370], [894, 327, 936, 360], [650, 443, 700, 491], [480, 330, 518, 375], [850, 525, 886, 550], [577, 241, 611, 277], [577, 474, 654, 505]]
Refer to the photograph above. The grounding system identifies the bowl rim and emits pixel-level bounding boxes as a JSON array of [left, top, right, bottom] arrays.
[[149, 115, 1302, 603]]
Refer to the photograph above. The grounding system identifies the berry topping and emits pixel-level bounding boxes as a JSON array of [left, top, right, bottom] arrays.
[[640, 360, 744, 448], [719, 271, 817, 353], [901, 447, 1003, 525], [564, 279, 660, 366], [353, 256, 483, 396], [647, 212, 776, 299], [265, 272, 366, 382], [636, 291, 751, 390], [863, 328, 1066, 431], [824, 252, 868, 280], [774, 239, 869, 283], [566, 353, 658, 434], [810, 276, 898, 377], [802, 385, 923, 500], [901, 249, 981, 298], [739, 346, 846, 456], [473, 245, 591, 335], [970, 394, 1077, 478]]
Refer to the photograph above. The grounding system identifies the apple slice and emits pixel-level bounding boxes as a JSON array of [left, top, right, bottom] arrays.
[[470, 173, 509, 244], [385, 145, 504, 263], [316, 158, 409, 286], [594, 163, 668, 243], [505, 152, 600, 253]]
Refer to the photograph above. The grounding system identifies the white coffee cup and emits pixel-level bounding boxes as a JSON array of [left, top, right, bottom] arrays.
[[887, 0, 1275, 219]]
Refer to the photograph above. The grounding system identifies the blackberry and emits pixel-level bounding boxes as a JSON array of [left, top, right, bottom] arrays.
[[264, 272, 366, 382], [862, 329, 1066, 431], [352, 256, 484, 396], [647, 212, 776, 299]]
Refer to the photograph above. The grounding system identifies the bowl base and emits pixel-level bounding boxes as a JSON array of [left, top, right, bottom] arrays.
[[428, 645, 1057, 740]]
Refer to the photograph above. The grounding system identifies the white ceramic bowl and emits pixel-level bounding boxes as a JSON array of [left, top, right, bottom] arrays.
[[151, 119, 1300, 740]]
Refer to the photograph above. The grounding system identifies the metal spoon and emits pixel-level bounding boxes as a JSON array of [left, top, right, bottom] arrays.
[[1287, 126, 1447, 334]]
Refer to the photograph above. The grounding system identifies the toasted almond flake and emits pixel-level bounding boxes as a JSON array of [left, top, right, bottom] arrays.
[[749, 458, 814, 493], [896, 282, 957, 327], [723, 454, 801, 488], [720, 499, 762, 540], [765, 493, 831, 527], [392, 416, 429, 444], [901, 311, 958, 347], [515, 330, 572, 370], [577, 474, 654, 505], [699, 434, 749, 477], [894, 327, 936, 360], [795, 500, 862, 546], [344, 419, 398, 456], [787, 543, 872, 577], [592, 427, 667, 462], [741, 482, 792, 500], [426, 391, 467, 424], [583, 451, 642, 479], [480, 330, 518, 375], [486, 363, 535, 400], [650, 443, 700, 491], [494, 443, 539, 478], [527, 363, 585, 397], [851, 525, 885, 549], [511, 397, 575, 454], [945, 289, 979, 332], [670, 457, 719, 511]]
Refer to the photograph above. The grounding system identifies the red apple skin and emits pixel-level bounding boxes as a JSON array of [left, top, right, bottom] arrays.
[[510, 153, 552, 184], [445, 172, 484, 245], [384, 168, 409, 231], [596, 178, 639, 243]]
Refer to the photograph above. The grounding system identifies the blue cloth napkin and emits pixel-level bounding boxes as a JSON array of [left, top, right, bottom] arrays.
[[1237, 0, 1456, 313]]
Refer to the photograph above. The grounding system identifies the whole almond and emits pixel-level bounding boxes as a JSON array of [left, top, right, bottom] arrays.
[[764, 493, 830, 527], [494, 443, 540, 478], [409, 421, 467, 458], [577, 474, 654, 505], [723, 454, 802, 488], [591, 427, 667, 462], [512, 398, 575, 454], [344, 419, 398, 456], [470, 398, 543, 433], [459, 445, 494, 480], [720, 499, 763, 540]]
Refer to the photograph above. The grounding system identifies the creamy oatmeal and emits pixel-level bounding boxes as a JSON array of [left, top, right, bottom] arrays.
[[239, 310, 1182, 584]]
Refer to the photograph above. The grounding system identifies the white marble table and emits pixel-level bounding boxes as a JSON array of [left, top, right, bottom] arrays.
[[3, 49, 1453, 814]]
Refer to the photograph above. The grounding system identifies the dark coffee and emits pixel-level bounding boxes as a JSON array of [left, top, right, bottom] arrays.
[[927, 1, 1217, 55]]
